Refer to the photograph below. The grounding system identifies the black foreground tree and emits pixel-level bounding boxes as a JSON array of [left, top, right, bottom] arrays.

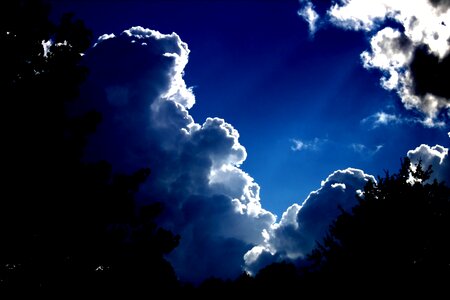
[[306, 158, 450, 294], [1, 0, 179, 295]]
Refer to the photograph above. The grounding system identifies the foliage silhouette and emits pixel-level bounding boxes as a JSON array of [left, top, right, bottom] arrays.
[[1, 0, 180, 295], [192, 158, 449, 295], [307, 158, 450, 295]]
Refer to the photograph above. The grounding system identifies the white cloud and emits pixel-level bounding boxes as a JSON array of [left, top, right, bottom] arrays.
[[350, 143, 366, 153], [78, 27, 276, 283], [353, 143, 368, 152], [324, 0, 450, 125], [362, 110, 447, 128], [360, 27, 413, 89], [298, 1, 320, 35], [362, 111, 402, 128], [245, 138, 449, 275], [244, 168, 376, 274], [361, 28, 449, 125], [328, 0, 396, 31], [290, 137, 326, 151], [77, 17, 450, 283], [374, 111, 400, 125], [407, 142, 449, 184], [331, 182, 347, 190], [375, 144, 384, 153], [350, 143, 384, 156], [329, 0, 450, 58], [41, 39, 52, 57], [93, 33, 115, 47], [291, 139, 306, 151]]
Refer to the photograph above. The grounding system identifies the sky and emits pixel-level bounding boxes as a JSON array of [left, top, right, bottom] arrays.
[[51, 0, 449, 283]]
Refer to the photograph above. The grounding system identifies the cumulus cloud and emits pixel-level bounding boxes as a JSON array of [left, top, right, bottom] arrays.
[[302, 0, 450, 126], [74, 21, 449, 284], [76, 27, 275, 283], [245, 136, 448, 275], [244, 168, 375, 274], [407, 142, 449, 184]]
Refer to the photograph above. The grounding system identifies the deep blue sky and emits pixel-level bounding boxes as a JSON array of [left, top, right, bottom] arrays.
[[51, 0, 448, 218]]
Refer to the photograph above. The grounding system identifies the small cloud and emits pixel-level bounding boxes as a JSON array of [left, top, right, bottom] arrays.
[[374, 144, 384, 153], [350, 143, 367, 153], [350, 143, 383, 156], [362, 111, 401, 128], [362, 111, 447, 128], [290, 137, 326, 152], [298, 1, 320, 36], [291, 139, 305, 151], [331, 183, 346, 190], [41, 39, 52, 57], [374, 112, 400, 125], [93, 33, 115, 47]]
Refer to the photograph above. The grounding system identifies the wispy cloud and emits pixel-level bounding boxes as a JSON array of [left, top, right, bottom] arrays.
[[362, 111, 401, 128], [350, 143, 384, 156], [290, 137, 326, 152], [362, 111, 446, 128], [297, 1, 319, 36]]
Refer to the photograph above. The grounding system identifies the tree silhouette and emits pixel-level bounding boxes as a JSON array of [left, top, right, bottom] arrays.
[[1, 0, 92, 291], [1, 1, 180, 295], [255, 261, 299, 290], [307, 158, 450, 295], [189, 157, 449, 295]]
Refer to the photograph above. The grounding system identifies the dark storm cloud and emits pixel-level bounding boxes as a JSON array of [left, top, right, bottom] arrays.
[[77, 27, 275, 283]]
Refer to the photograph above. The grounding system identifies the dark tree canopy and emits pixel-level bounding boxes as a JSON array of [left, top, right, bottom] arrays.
[[1, 0, 179, 295], [307, 158, 450, 295], [191, 158, 449, 296]]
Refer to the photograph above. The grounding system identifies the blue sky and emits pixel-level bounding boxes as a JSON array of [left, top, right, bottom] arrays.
[[52, 0, 449, 282], [52, 0, 448, 217]]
